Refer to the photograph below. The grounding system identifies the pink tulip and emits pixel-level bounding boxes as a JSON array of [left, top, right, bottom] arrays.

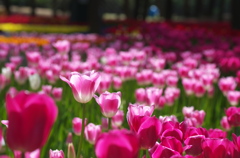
[[95, 129, 140, 158], [6, 91, 58, 152], [14, 67, 29, 85], [220, 116, 231, 131], [166, 76, 178, 87], [150, 143, 181, 158], [42, 85, 52, 95], [201, 138, 228, 158], [227, 91, 240, 106], [218, 77, 237, 96], [135, 88, 146, 103], [145, 87, 163, 106], [52, 87, 63, 101], [72, 117, 87, 136], [161, 136, 183, 154], [226, 107, 240, 127], [193, 81, 205, 97], [208, 129, 227, 139], [184, 135, 205, 156], [137, 116, 162, 149], [113, 76, 122, 90], [60, 71, 101, 103], [84, 123, 101, 144], [112, 110, 124, 127], [152, 72, 165, 88], [182, 78, 196, 96], [53, 40, 70, 55], [127, 103, 155, 131], [94, 91, 121, 118], [49, 149, 64, 158], [26, 51, 41, 65]]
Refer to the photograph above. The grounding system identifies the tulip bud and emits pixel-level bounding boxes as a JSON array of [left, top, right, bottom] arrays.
[[66, 132, 73, 144], [67, 143, 76, 158]]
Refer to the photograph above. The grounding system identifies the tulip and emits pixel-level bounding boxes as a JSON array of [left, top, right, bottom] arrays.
[[113, 76, 122, 90], [226, 107, 240, 127], [127, 103, 155, 131], [161, 136, 183, 154], [52, 87, 63, 101], [184, 135, 205, 156], [137, 116, 162, 149], [67, 143, 76, 158], [60, 71, 101, 103], [201, 138, 228, 158], [1, 67, 11, 80], [42, 85, 52, 95], [53, 40, 70, 55], [84, 123, 101, 144], [94, 91, 121, 118], [112, 110, 124, 127], [95, 129, 140, 158], [226, 91, 240, 106], [72, 117, 87, 136], [208, 129, 227, 139], [220, 116, 231, 131], [150, 143, 180, 158], [49, 149, 64, 158], [29, 73, 41, 91], [6, 91, 58, 152], [14, 67, 29, 85]]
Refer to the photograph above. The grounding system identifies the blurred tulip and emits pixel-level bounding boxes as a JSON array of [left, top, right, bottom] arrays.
[[112, 110, 124, 127], [95, 129, 140, 158], [6, 91, 58, 152], [29, 73, 41, 90]]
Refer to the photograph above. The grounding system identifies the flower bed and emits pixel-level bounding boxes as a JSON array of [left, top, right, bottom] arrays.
[[0, 22, 240, 158]]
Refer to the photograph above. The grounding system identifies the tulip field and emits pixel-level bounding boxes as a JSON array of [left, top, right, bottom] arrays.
[[0, 22, 240, 158]]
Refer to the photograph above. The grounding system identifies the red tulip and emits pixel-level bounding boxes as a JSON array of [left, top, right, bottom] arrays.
[[6, 91, 58, 152]]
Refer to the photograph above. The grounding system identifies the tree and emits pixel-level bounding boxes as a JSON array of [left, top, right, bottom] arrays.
[[231, 0, 240, 29]]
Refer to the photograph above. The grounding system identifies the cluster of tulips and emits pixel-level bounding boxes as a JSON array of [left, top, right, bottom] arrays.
[[0, 22, 240, 158]]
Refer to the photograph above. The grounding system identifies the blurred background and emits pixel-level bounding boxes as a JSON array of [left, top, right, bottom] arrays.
[[0, 0, 239, 33]]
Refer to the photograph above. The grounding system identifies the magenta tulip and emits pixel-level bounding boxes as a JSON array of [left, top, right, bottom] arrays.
[[137, 116, 162, 149], [201, 138, 228, 158], [94, 91, 121, 118], [84, 123, 101, 144], [49, 149, 64, 158], [95, 129, 140, 158], [60, 71, 101, 103], [6, 91, 58, 152]]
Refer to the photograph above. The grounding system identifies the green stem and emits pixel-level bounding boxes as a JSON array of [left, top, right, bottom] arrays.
[[142, 150, 147, 157], [21, 152, 25, 158], [77, 103, 86, 158], [108, 118, 111, 130]]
